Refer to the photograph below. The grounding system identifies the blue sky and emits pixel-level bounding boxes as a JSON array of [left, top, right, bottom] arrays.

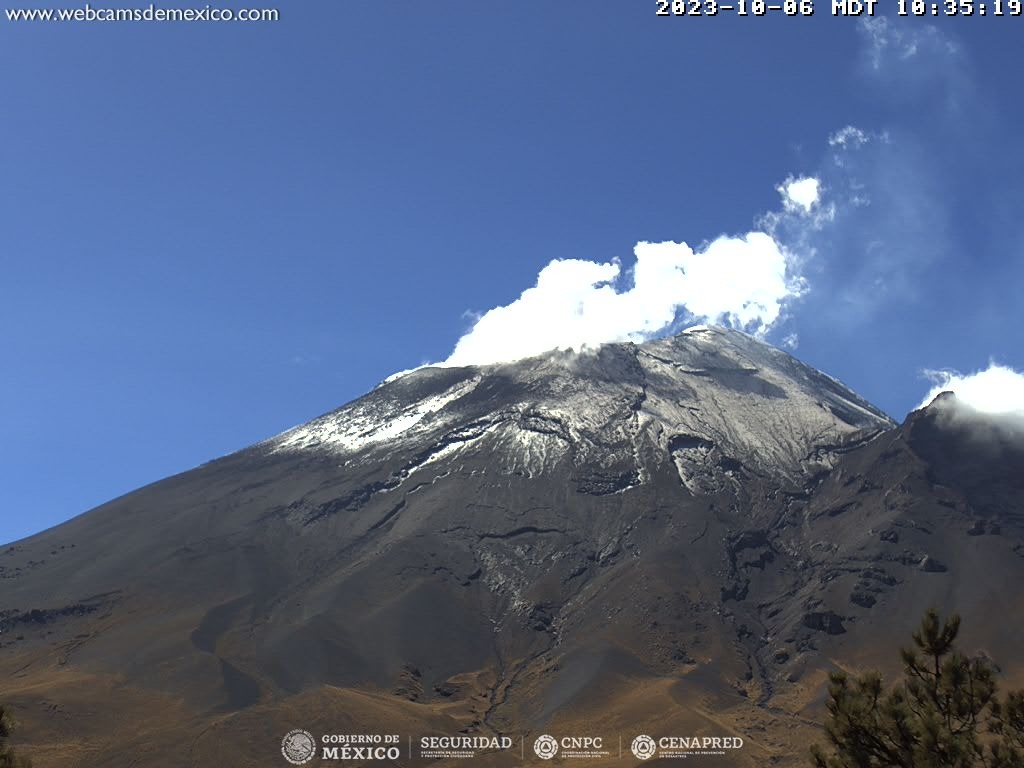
[[2, 5, 1023, 544]]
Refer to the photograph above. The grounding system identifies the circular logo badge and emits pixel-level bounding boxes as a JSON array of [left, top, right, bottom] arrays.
[[631, 734, 657, 761], [281, 729, 316, 765], [534, 734, 559, 760]]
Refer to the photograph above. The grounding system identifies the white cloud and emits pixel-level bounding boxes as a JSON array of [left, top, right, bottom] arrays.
[[860, 18, 958, 72], [443, 231, 803, 367], [440, 117, 909, 369], [784, 120, 953, 331], [827, 125, 889, 173], [828, 126, 869, 149], [919, 363, 1024, 416], [437, 107, 957, 370], [779, 177, 820, 214], [856, 19, 973, 121]]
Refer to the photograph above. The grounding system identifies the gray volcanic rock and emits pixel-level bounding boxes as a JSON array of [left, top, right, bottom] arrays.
[[1, 328, 1022, 768]]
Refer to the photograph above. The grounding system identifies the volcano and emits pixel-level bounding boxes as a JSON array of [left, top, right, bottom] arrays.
[[3, 326, 1023, 767]]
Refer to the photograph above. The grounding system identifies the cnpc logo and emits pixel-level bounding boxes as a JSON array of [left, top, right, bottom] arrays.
[[533, 734, 605, 760], [533, 735, 559, 760]]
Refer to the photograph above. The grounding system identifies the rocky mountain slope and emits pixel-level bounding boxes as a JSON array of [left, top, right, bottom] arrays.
[[2, 327, 1021, 767]]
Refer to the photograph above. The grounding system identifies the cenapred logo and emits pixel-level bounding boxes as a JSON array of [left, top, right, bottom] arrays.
[[631, 734, 657, 761], [631, 733, 744, 760], [533, 734, 559, 760], [281, 729, 316, 765]]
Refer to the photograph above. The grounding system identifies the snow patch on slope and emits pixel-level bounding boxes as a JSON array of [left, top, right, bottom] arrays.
[[271, 376, 481, 454], [495, 424, 570, 478]]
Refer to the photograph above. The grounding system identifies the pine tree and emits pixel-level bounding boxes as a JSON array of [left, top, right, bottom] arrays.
[[811, 609, 1024, 768], [0, 704, 31, 768]]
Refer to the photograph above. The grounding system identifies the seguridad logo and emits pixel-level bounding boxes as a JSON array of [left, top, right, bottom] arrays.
[[417, 735, 516, 760]]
